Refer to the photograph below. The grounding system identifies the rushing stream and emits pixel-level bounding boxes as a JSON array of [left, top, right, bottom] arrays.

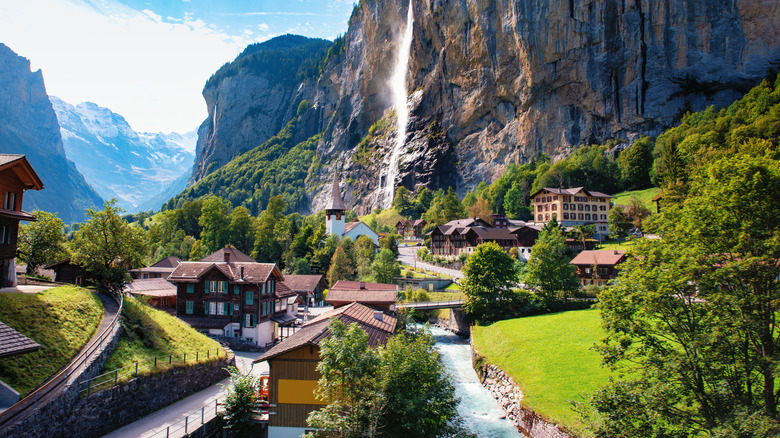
[[425, 325, 527, 437]]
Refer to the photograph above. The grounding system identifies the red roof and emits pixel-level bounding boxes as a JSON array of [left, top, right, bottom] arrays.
[[199, 247, 256, 263], [570, 250, 627, 266], [330, 280, 398, 291], [124, 278, 177, 297], [255, 302, 396, 363], [169, 262, 281, 283]]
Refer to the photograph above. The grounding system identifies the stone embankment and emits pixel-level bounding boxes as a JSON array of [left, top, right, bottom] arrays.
[[475, 360, 571, 438]]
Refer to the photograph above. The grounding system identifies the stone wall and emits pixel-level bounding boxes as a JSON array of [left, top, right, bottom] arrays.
[[0, 302, 122, 438], [473, 355, 572, 438], [62, 353, 234, 437], [432, 308, 470, 336]]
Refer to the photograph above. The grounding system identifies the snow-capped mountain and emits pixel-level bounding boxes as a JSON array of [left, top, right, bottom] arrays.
[[50, 96, 196, 213]]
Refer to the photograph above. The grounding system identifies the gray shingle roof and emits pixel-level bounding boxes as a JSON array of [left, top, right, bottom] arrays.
[[0, 321, 40, 358]]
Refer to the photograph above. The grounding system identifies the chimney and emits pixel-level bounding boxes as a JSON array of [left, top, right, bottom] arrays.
[[373, 311, 384, 322], [614, 250, 619, 255], [223, 250, 230, 263], [360, 282, 365, 290], [240, 266, 244, 280]]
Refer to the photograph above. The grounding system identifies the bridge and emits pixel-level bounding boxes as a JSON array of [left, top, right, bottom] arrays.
[[396, 299, 464, 310]]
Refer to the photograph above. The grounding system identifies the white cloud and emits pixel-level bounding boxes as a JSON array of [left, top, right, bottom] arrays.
[[257, 23, 269, 31], [0, 0, 251, 133]]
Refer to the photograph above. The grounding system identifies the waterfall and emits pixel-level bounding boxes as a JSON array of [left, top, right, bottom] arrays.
[[382, 0, 414, 209]]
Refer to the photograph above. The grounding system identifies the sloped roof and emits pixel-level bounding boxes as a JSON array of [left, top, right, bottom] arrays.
[[326, 281, 398, 306], [0, 208, 36, 221], [570, 250, 627, 266], [178, 316, 232, 330], [256, 302, 396, 363], [274, 281, 296, 298], [169, 262, 280, 283], [151, 256, 182, 268], [0, 321, 40, 358], [200, 246, 256, 263], [530, 187, 614, 199], [124, 278, 177, 297], [330, 280, 398, 292], [0, 154, 43, 190], [282, 275, 325, 293], [326, 170, 346, 211], [464, 226, 518, 241]]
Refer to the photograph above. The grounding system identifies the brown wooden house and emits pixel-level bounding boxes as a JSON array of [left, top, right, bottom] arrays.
[[325, 280, 398, 312], [395, 219, 427, 240], [428, 217, 518, 258], [0, 155, 43, 288], [281, 274, 327, 307], [168, 247, 296, 346], [570, 250, 627, 286], [130, 256, 181, 279], [44, 259, 92, 286], [254, 302, 397, 437]]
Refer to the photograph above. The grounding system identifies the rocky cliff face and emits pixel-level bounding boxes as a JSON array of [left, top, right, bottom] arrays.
[[0, 44, 103, 223], [190, 0, 780, 214]]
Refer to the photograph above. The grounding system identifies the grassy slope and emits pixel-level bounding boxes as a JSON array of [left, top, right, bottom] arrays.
[[358, 208, 405, 232], [596, 239, 638, 251], [0, 286, 104, 396], [611, 187, 661, 209], [101, 296, 224, 379], [472, 309, 614, 433]]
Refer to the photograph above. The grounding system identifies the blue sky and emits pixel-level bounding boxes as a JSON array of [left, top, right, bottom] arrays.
[[0, 0, 354, 133]]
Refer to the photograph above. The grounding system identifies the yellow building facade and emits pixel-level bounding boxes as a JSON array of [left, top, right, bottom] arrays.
[[530, 187, 613, 240]]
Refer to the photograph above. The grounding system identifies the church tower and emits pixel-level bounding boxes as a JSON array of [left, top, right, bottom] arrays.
[[325, 170, 346, 237]]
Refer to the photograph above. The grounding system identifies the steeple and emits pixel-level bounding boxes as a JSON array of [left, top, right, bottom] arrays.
[[326, 170, 346, 212], [326, 170, 346, 237]]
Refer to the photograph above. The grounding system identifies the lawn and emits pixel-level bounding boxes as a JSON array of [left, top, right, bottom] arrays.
[[611, 187, 660, 209], [358, 207, 405, 232], [596, 238, 637, 251], [400, 267, 451, 280], [0, 286, 104, 396], [100, 296, 224, 385], [471, 308, 616, 433]]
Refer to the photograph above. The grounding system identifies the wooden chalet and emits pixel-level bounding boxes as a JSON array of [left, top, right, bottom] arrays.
[[168, 247, 297, 346], [395, 219, 427, 240], [282, 274, 327, 307], [43, 259, 91, 286], [254, 302, 397, 438], [0, 155, 43, 288], [428, 217, 518, 257], [325, 280, 398, 312], [124, 278, 177, 314], [130, 256, 182, 280], [570, 250, 627, 286]]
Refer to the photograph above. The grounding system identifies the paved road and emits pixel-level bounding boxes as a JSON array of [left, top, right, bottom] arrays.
[[103, 351, 267, 438], [0, 292, 120, 431], [397, 245, 464, 279]]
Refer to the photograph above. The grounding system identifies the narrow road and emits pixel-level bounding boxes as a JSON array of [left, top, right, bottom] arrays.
[[397, 245, 464, 279], [0, 291, 121, 434], [102, 351, 267, 438]]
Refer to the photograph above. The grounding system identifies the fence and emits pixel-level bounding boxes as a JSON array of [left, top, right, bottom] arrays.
[[145, 398, 222, 438], [0, 292, 123, 433], [77, 348, 226, 396]]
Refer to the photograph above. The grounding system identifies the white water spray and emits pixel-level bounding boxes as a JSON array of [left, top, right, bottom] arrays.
[[382, 0, 414, 209]]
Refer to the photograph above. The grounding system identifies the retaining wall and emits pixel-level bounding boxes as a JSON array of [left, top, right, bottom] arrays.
[[473, 354, 571, 438], [63, 353, 234, 437]]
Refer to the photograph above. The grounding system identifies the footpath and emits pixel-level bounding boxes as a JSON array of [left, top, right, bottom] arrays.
[[397, 246, 464, 279], [102, 351, 267, 438]]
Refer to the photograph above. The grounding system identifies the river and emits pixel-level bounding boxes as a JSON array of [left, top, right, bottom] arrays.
[[425, 325, 527, 438]]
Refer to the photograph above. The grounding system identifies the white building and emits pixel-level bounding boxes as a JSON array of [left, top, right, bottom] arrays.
[[325, 171, 379, 246]]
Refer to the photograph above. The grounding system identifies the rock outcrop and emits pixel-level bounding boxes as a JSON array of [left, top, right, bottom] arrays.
[[189, 0, 780, 214], [0, 44, 103, 223]]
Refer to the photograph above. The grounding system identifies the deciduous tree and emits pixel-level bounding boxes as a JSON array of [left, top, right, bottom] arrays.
[[18, 210, 66, 274], [370, 248, 399, 284], [462, 242, 517, 323], [327, 246, 354, 286], [525, 221, 579, 309]]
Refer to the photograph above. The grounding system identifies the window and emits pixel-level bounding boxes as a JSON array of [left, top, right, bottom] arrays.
[[5, 192, 16, 210], [578, 204, 583, 211], [537, 214, 542, 221], [186, 284, 194, 294], [207, 281, 226, 294], [0, 225, 8, 244], [246, 291, 253, 305], [270, 280, 275, 294], [209, 302, 217, 315], [185, 301, 194, 314], [552, 213, 557, 219], [245, 314, 256, 328], [563, 204, 568, 210], [601, 214, 606, 220], [563, 213, 569, 220], [545, 213, 549, 220], [585, 267, 591, 274], [585, 214, 591, 220], [579, 213, 584, 220], [275, 299, 282, 312], [216, 302, 225, 315], [234, 285, 240, 294], [584, 204, 590, 211], [553, 196, 558, 200], [552, 204, 557, 211]]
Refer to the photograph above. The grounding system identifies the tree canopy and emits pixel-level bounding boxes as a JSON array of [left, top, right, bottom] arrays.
[[462, 242, 517, 323]]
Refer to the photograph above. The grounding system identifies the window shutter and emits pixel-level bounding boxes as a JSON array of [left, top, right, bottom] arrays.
[[187, 284, 194, 294], [204, 301, 209, 315], [205, 280, 210, 292], [223, 281, 228, 293]]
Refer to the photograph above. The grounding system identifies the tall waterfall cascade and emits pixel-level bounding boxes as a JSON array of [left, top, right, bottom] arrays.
[[381, 0, 414, 209]]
